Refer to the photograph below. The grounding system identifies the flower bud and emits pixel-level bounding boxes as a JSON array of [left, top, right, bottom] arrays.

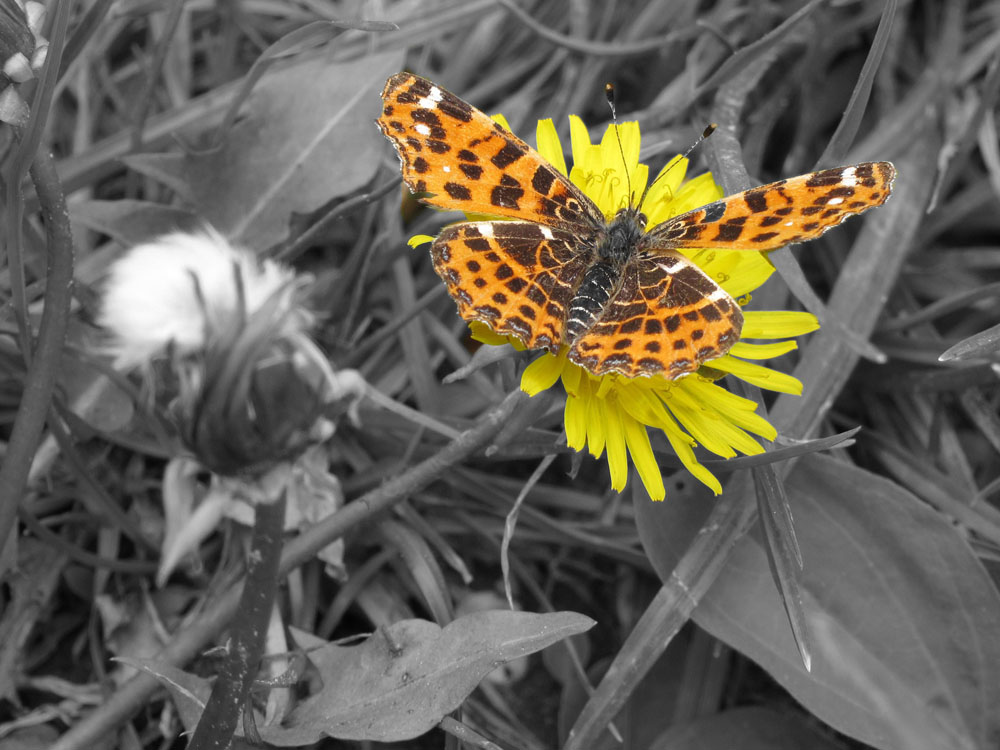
[[0, 0, 48, 126]]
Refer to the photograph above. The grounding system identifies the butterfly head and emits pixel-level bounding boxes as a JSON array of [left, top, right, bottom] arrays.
[[613, 205, 647, 227]]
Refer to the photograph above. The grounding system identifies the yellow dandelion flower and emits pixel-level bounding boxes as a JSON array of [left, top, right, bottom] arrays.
[[420, 116, 818, 501]]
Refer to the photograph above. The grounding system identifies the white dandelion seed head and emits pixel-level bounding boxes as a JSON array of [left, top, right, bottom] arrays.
[[99, 229, 304, 369]]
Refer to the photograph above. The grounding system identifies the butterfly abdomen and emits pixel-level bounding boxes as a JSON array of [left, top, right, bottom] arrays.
[[565, 261, 622, 344]]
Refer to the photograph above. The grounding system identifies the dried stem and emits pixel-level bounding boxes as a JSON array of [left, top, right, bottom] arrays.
[[188, 493, 287, 750]]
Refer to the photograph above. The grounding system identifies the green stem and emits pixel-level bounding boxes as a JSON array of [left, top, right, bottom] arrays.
[[0, 150, 74, 554]]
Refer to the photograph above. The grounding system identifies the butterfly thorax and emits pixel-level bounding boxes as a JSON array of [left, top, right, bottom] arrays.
[[597, 207, 647, 263]]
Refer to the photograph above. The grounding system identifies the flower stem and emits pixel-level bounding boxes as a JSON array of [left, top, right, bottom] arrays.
[[0, 150, 74, 554], [187, 493, 287, 750]]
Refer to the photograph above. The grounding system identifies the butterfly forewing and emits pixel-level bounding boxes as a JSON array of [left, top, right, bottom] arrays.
[[378, 73, 604, 233], [646, 162, 896, 251]]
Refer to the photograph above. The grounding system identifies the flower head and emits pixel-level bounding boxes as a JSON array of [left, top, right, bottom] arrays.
[[418, 115, 819, 500], [102, 230, 365, 584], [100, 229, 360, 477]]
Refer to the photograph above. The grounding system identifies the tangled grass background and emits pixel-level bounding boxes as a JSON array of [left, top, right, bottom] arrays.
[[2, 2, 999, 749]]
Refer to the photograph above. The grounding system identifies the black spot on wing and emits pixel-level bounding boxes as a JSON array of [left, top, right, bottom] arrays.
[[492, 181, 525, 209], [438, 96, 473, 122], [532, 166, 556, 195], [744, 189, 768, 213], [714, 223, 743, 242], [445, 182, 471, 201], [411, 107, 443, 130], [702, 201, 726, 223], [805, 169, 842, 187], [700, 305, 722, 322], [618, 318, 642, 334], [491, 139, 525, 169], [460, 163, 483, 180]]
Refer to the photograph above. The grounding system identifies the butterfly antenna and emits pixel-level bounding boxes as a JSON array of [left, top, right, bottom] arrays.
[[637, 123, 717, 213], [605, 83, 633, 208]]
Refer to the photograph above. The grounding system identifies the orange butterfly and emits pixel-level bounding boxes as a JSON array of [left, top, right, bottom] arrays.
[[377, 73, 895, 378]]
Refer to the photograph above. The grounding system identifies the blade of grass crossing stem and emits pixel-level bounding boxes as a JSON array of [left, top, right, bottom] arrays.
[[731, 374, 811, 672], [377, 520, 453, 625], [753, 463, 812, 671], [502, 454, 556, 609]]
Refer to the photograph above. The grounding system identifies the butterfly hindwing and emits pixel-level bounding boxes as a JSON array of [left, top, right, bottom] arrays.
[[569, 253, 743, 378], [430, 221, 592, 351]]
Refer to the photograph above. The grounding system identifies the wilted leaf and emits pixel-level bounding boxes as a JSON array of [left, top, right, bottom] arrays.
[[57, 353, 134, 433], [115, 657, 211, 732], [262, 610, 594, 744], [181, 50, 403, 249], [636, 453, 1000, 750], [0, 725, 60, 749], [0, 541, 64, 703]]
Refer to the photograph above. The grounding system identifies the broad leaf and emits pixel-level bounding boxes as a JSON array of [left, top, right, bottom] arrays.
[[262, 610, 594, 743], [636, 453, 1000, 750], [181, 50, 403, 249]]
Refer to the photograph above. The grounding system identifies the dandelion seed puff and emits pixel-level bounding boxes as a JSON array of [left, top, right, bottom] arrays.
[[99, 229, 299, 369]]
